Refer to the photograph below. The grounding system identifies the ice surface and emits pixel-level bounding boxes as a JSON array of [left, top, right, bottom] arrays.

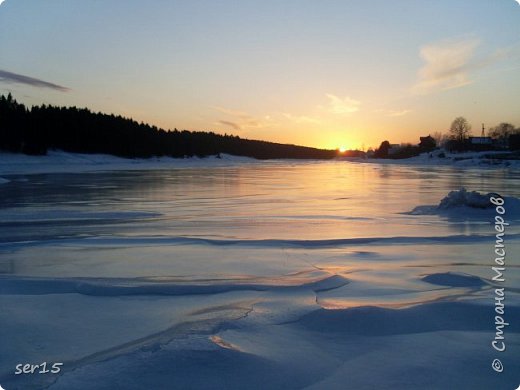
[[1, 158, 519, 389], [0, 273, 348, 297], [422, 272, 488, 287]]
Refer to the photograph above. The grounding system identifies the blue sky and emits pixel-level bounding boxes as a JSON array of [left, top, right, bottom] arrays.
[[1, 0, 519, 149]]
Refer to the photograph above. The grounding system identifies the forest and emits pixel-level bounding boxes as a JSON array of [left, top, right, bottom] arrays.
[[0, 94, 339, 160]]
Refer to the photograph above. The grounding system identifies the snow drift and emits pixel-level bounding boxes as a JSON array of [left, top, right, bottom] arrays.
[[406, 187, 520, 218]]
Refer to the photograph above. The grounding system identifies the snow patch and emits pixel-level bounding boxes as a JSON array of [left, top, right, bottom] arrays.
[[438, 188, 497, 209], [0, 273, 349, 297], [406, 188, 520, 218], [0, 150, 260, 175], [360, 149, 520, 168]]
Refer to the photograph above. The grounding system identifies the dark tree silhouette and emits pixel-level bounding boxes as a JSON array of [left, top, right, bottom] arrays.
[[488, 122, 517, 148], [0, 94, 338, 160], [374, 140, 390, 158], [449, 117, 471, 142]]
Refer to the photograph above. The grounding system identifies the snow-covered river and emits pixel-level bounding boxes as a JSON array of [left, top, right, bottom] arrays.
[[1, 159, 519, 389]]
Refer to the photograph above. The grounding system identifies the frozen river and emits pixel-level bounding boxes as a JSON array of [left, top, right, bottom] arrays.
[[1, 159, 519, 389]]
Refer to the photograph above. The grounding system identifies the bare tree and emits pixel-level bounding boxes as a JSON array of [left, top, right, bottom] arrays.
[[488, 122, 516, 140], [432, 131, 449, 148], [432, 131, 442, 146], [449, 117, 471, 142], [489, 122, 519, 148]]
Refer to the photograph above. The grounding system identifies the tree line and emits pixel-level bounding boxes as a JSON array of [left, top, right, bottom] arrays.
[[439, 116, 520, 151], [0, 94, 337, 160], [372, 116, 520, 158]]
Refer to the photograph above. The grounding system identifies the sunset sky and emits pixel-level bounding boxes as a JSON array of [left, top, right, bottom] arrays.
[[1, 0, 519, 150]]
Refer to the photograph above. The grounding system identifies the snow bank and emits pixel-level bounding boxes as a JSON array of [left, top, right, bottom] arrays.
[[0, 210, 162, 224], [407, 188, 520, 219], [298, 301, 501, 335], [0, 273, 349, 296], [3, 233, 502, 254], [361, 150, 520, 168], [0, 150, 260, 175], [437, 187, 498, 209]]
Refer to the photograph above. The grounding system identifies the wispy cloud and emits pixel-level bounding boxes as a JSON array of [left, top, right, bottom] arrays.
[[476, 44, 520, 71], [218, 120, 242, 131], [412, 38, 479, 94], [283, 113, 321, 124], [213, 106, 250, 118], [0, 69, 70, 92], [375, 108, 411, 117], [325, 94, 360, 114], [213, 106, 266, 131]]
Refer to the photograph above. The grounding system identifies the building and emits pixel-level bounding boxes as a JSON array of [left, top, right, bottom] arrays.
[[508, 134, 520, 150], [468, 136, 492, 145], [419, 135, 436, 151]]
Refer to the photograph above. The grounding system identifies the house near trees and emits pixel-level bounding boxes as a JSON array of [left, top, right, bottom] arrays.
[[419, 135, 436, 151], [373, 134, 437, 159], [468, 136, 492, 145]]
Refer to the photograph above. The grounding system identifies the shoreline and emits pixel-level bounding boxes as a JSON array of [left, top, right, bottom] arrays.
[[1, 149, 519, 177]]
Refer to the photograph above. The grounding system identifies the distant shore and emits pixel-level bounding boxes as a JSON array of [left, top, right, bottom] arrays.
[[0, 150, 262, 176], [1, 149, 519, 177], [359, 149, 520, 168]]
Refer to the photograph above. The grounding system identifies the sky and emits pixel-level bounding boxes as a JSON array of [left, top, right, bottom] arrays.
[[1, 0, 519, 150]]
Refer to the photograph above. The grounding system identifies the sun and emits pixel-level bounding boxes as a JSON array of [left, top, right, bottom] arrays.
[[338, 146, 347, 153]]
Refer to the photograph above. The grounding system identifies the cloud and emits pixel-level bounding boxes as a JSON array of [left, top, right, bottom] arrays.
[[218, 120, 242, 131], [375, 109, 411, 117], [477, 44, 520, 71], [412, 38, 479, 94], [283, 113, 321, 124], [388, 109, 411, 117], [213, 106, 266, 131], [326, 94, 360, 114], [213, 106, 250, 118], [412, 39, 520, 94], [0, 69, 70, 92]]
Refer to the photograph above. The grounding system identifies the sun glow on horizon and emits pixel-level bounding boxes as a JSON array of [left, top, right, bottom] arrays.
[[338, 146, 347, 153]]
